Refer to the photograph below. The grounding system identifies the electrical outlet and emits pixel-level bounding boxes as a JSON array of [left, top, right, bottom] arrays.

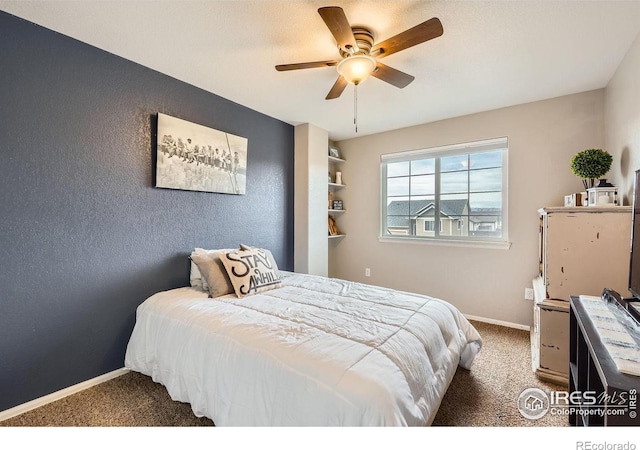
[[524, 288, 534, 301], [365, 268, 371, 277]]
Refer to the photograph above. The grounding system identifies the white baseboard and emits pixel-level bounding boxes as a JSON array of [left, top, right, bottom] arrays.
[[0, 367, 129, 422], [464, 314, 530, 331]]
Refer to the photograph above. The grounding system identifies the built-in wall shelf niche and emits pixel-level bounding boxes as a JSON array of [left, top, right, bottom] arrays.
[[328, 150, 345, 239]]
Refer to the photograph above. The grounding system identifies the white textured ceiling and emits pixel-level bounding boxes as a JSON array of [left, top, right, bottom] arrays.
[[1, 1, 640, 140]]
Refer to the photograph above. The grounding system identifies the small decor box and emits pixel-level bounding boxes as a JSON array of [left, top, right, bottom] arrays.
[[332, 200, 343, 210], [564, 192, 587, 207]]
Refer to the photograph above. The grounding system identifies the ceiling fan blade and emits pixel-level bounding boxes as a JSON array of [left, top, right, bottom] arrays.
[[326, 76, 348, 100], [276, 60, 338, 71], [371, 62, 415, 88], [371, 17, 443, 59], [318, 6, 358, 53]]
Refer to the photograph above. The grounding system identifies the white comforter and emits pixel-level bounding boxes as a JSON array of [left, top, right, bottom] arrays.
[[125, 272, 482, 426]]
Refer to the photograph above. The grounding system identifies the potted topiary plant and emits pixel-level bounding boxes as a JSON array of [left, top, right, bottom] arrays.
[[570, 148, 613, 190]]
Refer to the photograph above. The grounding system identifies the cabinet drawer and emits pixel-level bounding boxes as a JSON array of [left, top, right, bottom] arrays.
[[539, 306, 569, 374]]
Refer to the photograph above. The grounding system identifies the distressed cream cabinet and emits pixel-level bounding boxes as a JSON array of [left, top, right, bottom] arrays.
[[531, 206, 632, 386]]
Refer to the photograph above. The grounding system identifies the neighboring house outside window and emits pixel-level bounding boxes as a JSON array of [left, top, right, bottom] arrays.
[[381, 137, 509, 246]]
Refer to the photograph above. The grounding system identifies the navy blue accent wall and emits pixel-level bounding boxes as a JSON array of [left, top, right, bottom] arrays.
[[0, 12, 294, 412]]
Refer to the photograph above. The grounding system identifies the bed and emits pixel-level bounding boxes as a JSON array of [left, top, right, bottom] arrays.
[[125, 267, 481, 426]]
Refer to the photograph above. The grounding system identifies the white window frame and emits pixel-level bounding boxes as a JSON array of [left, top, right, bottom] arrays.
[[379, 137, 510, 249]]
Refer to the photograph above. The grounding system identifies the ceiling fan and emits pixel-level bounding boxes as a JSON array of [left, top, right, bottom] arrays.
[[275, 6, 444, 100]]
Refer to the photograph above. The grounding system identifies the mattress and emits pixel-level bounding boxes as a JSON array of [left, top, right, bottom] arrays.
[[124, 271, 482, 426]]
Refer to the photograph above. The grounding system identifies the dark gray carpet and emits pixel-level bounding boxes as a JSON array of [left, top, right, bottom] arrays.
[[1, 321, 566, 427]]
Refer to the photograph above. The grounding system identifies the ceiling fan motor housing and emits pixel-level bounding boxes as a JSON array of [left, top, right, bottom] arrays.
[[340, 27, 375, 57]]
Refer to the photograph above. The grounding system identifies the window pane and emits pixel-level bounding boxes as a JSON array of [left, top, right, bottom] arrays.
[[469, 215, 502, 238], [387, 199, 410, 216], [469, 192, 502, 210], [410, 197, 435, 216], [440, 194, 469, 213], [440, 194, 469, 238], [411, 159, 435, 175], [410, 174, 435, 195], [470, 167, 502, 192], [408, 195, 434, 203], [387, 176, 409, 196], [470, 187, 503, 238], [441, 171, 468, 194], [470, 151, 503, 169], [454, 216, 470, 237], [387, 161, 410, 177], [441, 154, 468, 172], [385, 215, 411, 236], [415, 208, 435, 237]]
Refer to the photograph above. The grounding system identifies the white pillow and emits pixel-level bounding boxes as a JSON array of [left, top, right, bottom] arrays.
[[190, 248, 236, 290]]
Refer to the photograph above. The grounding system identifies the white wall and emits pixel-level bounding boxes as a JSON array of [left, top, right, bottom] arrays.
[[605, 31, 640, 204], [330, 90, 605, 326], [294, 123, 329, 276]]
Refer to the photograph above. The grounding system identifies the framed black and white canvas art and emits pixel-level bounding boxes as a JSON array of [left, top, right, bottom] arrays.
[[156, 113, 247, 195]]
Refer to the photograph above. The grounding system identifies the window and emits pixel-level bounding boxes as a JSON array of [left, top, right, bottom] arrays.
[[380, 137, 508, 246], [423, 219, 443, 233]]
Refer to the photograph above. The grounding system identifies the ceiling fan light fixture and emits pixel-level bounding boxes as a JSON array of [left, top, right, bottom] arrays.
[[336, 54, 376, 85]]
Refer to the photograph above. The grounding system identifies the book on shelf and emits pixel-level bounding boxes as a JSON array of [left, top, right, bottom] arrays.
[[328, 215, 339, 236]]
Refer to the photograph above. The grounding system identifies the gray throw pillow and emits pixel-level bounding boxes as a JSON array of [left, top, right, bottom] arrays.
[[189, 251, 235, 298]]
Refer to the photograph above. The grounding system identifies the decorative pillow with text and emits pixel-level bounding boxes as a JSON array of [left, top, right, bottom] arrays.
[[239, 244, 281, 278], [221, 247, 282, 298]]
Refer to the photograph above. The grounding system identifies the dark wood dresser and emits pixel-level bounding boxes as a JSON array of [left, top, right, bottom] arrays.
[[569, 296, 640, 426]]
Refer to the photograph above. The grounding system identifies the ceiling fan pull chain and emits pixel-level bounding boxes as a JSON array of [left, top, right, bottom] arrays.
[[354, 84, 358, 133]]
